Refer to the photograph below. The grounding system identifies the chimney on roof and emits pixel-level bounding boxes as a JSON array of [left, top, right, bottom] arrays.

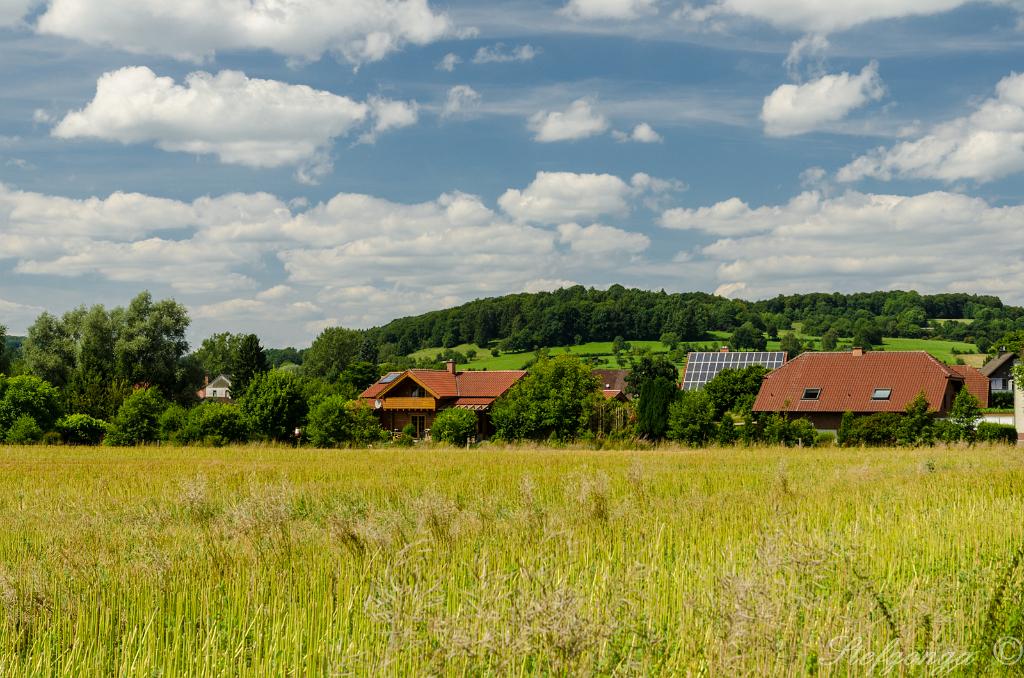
[[446, 359, 456, 374], [720, 347, 729, 353], [851, 347, 864, 357], [204, 375, 209, 386]]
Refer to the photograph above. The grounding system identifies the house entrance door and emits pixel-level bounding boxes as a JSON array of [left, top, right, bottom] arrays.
[[412, 415, 426, 438]]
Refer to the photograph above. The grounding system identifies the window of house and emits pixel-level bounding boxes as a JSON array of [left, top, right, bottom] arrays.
[[411, 386, 423, 397], [802, 388, 821, 400], [871, 388, 892, 400], [412, 415, 426, 438]]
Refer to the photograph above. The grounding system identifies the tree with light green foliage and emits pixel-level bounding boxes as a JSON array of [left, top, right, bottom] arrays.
[[55, 413, 109, 445], [23, 292, 190, 398], [303, 327, 363, 382], [948, 388, 982, 442], [240, 371, 307, 442], [105, 388, 166, 446], [896, 391, 935, 447], [702, 365, 769, 419], [491, 355, 599, 442], [192, 332, 245, 377]]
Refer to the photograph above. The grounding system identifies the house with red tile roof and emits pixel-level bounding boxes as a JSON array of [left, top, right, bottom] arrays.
[[753, 348, 989, 431], [360, 360, 526, 439], [592, 369, 631, 401]]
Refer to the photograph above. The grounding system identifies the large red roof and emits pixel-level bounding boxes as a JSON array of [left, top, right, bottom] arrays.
[[360, 369, 526, 402], [753, 350, 963, 415]]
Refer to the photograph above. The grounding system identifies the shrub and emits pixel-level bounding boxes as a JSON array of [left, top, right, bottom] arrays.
[[432, 408, 478, 445], [105, 388, 166, 446], [990, 392, 1014, 409], [0, 374, 62, 438], [6, 415, 42, 443], [760, 415, 816, 447], [178, 402, 249, 446], [307, 397, 387, 447], [402, 423, 417, 438], [667, 389, 716, 446], [976, 422, 1017, 444], [41, 431, 61, 445], [815, 431, 836, 447], [841, 412, 902, 447], [55, 413, 108, 445], [159, 404, 188, 442]]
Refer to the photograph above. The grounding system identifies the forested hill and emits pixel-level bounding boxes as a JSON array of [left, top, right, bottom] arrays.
[[363, 286, 1024, 356]]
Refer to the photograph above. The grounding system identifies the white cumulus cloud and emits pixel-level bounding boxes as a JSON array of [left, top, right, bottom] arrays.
[[839, 71, 1024, 183], [35, 0, 455, 65], [499, 171, 633, 223], [557, 222, 650, 255], [53, 67, 371, 169], [613, 122, 663, 143], [528, 98, 609, 142], [762, 62, 885, 137], [664, 189, 1024, 301]]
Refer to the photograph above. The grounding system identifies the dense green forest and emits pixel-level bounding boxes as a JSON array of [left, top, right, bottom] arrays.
[[361, 286, 1024, 360]]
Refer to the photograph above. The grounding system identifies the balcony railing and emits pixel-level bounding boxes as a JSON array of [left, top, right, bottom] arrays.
[[382, 397, 436, 411]]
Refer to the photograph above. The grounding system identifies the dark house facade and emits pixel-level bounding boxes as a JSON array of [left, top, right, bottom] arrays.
[[360, 360, 526, 439], [753, 349, 988, 431], [980, 352, 1018, 398]]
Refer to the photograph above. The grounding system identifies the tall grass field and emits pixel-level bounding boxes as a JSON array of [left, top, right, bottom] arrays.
[[2, 444, 1024, 675]]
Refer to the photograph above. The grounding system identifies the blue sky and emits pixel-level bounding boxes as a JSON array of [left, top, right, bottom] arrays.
[[1, 0, 1024, 347]]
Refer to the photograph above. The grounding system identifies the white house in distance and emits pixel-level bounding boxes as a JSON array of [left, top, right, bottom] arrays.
[[197, 374, 232, 401]]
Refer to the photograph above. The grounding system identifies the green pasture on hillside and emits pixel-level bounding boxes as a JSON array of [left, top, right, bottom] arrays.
[[2, 444, 1024, 675], [410, 333, 983, 371]]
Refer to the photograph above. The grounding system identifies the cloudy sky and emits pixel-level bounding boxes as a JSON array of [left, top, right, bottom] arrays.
[[2, 0, 1024, 346]]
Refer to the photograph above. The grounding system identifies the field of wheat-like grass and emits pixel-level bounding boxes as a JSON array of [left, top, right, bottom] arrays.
[[1, 443, 1024, 675]]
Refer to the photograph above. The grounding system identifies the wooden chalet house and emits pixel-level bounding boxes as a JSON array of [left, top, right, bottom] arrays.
[[753, 348, 989, 431], [360, 360, 526, 439]]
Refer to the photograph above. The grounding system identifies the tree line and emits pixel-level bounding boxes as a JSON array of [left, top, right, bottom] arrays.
[[359, 286, 1024, 360], [1, 288, 1022, 448]]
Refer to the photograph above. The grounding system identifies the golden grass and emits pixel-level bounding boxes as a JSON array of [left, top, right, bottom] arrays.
[[1, 443, 1024, 675]]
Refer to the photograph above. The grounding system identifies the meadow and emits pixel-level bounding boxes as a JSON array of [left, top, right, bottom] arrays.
[[412, 333, 983, 371], [2, 444, 1024, 675]]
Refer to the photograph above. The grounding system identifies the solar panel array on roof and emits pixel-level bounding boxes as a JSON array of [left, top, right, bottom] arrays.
[[378, 372, 401, 384], [681, 351, 787, 391]]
